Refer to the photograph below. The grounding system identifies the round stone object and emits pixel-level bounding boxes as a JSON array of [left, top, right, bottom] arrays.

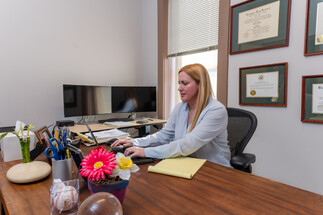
[[7, 161, 51, 183]]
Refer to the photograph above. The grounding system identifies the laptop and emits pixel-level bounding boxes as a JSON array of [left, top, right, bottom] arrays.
[[84, 121, 155, 165]]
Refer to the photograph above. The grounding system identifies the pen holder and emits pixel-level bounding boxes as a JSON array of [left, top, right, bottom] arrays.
[[52, 158, 73, 181], [50, 179, 79, 215]]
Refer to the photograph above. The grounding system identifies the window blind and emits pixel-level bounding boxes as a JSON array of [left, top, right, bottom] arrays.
[[168, 0, 219, 57]]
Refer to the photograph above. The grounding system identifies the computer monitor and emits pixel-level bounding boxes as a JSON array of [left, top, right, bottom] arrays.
[[63, 85, 157, 117], [63, 84, 112, 117], [111, 86, 156, 113]]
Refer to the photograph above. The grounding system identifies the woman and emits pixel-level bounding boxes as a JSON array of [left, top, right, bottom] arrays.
[[111, 63, 231, 167]]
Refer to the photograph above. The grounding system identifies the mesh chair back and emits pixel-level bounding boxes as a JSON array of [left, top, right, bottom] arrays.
[[227, 108, 257, 157]]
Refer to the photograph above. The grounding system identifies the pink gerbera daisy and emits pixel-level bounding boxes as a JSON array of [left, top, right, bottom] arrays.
[[79, 146, 117, 182]]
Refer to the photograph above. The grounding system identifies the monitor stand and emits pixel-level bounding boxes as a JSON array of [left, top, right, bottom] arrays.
[[98, 112, 136, 123], [77, 117, 98, 125]]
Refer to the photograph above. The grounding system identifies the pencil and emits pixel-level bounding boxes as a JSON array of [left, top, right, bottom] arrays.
[[66, 149, 70, 159]]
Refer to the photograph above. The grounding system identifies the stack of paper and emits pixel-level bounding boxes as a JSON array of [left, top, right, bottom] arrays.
[[148, 157, 206, 179], [85, 128, 129, 140], [83, 128, 129, 146]]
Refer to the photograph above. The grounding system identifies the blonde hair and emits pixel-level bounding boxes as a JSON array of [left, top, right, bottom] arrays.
[[178, 63, 214, 133]]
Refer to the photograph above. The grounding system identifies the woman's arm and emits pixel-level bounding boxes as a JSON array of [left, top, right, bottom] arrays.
[[131, 104, 182, 147], [144, 105, 227, 159]]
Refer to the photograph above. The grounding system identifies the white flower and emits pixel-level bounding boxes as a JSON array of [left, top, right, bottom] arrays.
[[111, 152, 139, 180], [15, 121, 26, 137], [13, 121, 34, 139]]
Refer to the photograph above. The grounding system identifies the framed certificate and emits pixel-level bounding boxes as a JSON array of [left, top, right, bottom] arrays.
[[302, 75, 323, 123], [304, 0, 323, 56], [230, 0, 291, 54], [240, 62, 288, 106]]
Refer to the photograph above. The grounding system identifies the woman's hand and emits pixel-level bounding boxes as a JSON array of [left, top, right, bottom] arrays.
[[124, 147, 145, 158], [111, 139, 133, 148]]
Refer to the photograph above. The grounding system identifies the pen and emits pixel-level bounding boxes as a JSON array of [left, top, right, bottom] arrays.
[[66, 149, 70, 159], [63, 130, 67, 146], [59, 149, 66, 160], [55, 126, 59, 146]]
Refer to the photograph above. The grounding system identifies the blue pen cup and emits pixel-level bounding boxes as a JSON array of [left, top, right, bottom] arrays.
[[52, 158, 73, 181]]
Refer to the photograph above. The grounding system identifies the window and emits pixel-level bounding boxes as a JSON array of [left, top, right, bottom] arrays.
[[168, 0, 219, 56], [169, 50, 218, 112], [157, 0, 229, 119], [167, 0, 219, 117]]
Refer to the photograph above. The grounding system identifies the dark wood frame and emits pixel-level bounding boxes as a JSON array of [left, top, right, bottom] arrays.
[[239, 62, 288, 106], [230, 0, 291, 55], [301, 75, 323, 123], [34, 126, 52, 149], [304, 0, 323, 56]]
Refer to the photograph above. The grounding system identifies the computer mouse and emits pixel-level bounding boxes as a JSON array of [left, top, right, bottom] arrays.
[[136, 120, 148, 124], [110, 146, 126, 154]]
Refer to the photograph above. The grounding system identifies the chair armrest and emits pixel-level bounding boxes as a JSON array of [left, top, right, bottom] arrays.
[[230, 153, 256, 169]]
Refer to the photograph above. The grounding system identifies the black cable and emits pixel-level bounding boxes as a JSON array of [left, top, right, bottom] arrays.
[[77, 116, 84, 124]]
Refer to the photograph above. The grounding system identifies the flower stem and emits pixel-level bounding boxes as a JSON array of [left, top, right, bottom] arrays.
[[20, 137, 30, 163]]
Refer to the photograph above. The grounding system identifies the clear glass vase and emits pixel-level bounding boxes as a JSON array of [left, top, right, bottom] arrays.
[[19, 137, 30, 163]]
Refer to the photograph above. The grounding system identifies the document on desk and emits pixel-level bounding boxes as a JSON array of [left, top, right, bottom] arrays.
[[85, 128, 129, 140], [148, 157, 206, 179], [83, 128, 129, 146]]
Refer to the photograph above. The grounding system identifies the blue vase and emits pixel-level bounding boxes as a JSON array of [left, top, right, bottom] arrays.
[[87, 180, 129, 204]]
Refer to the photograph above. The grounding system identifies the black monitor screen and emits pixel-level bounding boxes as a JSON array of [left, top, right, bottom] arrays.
[[112, 86, 156, 113], [63, 85, 112, 117]]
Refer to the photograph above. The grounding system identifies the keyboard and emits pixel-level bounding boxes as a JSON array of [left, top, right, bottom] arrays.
[[99, 118, 133, 123], [109, 147, 155, 165]]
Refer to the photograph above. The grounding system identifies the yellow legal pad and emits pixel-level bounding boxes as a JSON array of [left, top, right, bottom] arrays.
[[148, 157, 206, 179]]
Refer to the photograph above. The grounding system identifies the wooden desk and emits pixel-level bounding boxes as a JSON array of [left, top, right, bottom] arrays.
[[1, 151, 323, 214], [69, 118, 167, 133]]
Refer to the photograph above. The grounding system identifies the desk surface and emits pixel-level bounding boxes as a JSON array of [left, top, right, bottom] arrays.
[[1, 149, 323, 214], [69, 118, 167, 133]]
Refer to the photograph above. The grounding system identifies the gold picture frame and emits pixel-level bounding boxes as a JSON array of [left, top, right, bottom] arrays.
[[35, 126, 52, 149]]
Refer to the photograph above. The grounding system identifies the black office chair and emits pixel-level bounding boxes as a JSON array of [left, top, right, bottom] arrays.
[[227, 107, 257, 173]]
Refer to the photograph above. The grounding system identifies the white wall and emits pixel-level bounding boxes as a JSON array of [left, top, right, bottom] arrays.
[[0, 0, 157, 128], [229, 0, 323, 195], [142, 0, 158, 86]]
